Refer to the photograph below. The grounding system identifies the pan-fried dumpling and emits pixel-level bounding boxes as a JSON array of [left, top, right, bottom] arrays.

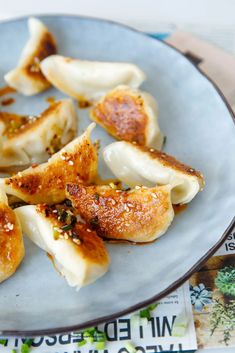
[[0, 123, 98, 204], [0, 99, 77, 171], [66, 183, 174, 243], [0, 188, 24, 283], [40, 55, 146, 102], [90, 85, 163, 149], [103, 141, 205, 204], [15, 203, 109, 288], [5, 17, 57, 95]]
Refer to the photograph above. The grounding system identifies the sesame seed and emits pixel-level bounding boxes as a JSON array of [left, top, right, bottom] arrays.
[[135, 185, 141, 189], [132, 141, 137, 145], [68, 160, 74, 165], [52, 210, 58, 213], [127, 203, 134, 208], [18, 172, 22, 177], [149, 148, 155, 152], [73, 238, 81, 245], [116, 190, 122, 193], [64, 234, 69, 240], [61, 155, 66, 160], [189, 168, 195, 172], [87, 228, 92, 232], [151, 193, 157, 199], [123, 204, 129, 212]]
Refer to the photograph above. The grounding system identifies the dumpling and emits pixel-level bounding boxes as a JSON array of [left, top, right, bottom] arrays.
[[66, 183, 174, 243], [103, 141, 205, 204], [90, 85, 163, 149], [0, 123, 98, 204], [40, 55, 146, 102], [0, 188, 24, 283], [15, 203, 109, 288], [0, 99, 77, 171], [5, 17, 57, 95]]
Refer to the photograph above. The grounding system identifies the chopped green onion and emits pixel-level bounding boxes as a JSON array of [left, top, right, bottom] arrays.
[[78, 339, 87, 347], [94, 330, 107, 342], [61, 224, 73, 231], [139, 308, 151, 320], [94, 193, 100, 201], [21, 344, 30, 353], [147, 303, 159, 311], [125, 342, 136, 353], [139, 303, 158, 320], [83, 331, 94, 344], [24, 339, 33, 347], [95, 341, 106, 350], [0, 339, 7, 346], [12, 349, 17, 353]]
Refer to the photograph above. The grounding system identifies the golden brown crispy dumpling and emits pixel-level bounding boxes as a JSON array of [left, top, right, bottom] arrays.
[[0, 99, 77, 171], [5, 17, 57, 95], [66, 183, 174, 243], [40, 55, 146, 102], [103, 141, 205, 204], [0, 189, 24, 283], [0, 124, 97, 204], [90, 85, 163, 149], [15, 203, 109, 288]]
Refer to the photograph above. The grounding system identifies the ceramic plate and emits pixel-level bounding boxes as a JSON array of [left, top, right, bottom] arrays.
[[0, 15, 234, 336]]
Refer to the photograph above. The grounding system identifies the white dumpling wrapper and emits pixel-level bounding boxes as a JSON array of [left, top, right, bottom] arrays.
[[103, 141, 205, 204], [5, 17, 57, 95], [0, 99, 77, 169], [15, 206, 109, 288], [40, 55, 146, 101]]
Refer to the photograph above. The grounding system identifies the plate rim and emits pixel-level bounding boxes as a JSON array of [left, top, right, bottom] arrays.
[[0, 13, 234, 337]]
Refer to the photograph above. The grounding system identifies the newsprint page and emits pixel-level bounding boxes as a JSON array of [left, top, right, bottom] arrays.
[[1, 226, 235, 353]]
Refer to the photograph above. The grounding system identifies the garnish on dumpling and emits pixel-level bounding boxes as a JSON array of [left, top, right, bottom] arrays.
[[0, 189, 24, 283], [0, 99, 77, 171], [90, 85, 163, 149], [15, 203, 109, 288], [66, 183, 174, 243], [0, 124, 97, 204], [103, 141, 205, 204], [40, 55, 146, 102], [5, 17, 57, 95]]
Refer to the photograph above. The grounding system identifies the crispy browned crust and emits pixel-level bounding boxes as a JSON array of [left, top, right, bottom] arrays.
[[0, 112, 28, 138], [37, 204, 109, 265], [132, 143, 205, 188], [66, 183, 173, 242], [24, 31, 57, 85], [91, 89, 148, 145], [0, 101, 62, 139], [0, 203, 24, 283], [5, 138, 97, 204]]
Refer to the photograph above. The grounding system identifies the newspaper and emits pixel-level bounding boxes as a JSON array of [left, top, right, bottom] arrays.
[[0, 282, 197, 352], [0, 31, 235, 353]]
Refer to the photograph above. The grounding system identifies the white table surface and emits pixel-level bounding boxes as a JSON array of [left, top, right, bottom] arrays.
[[1, 1, 235, 352]]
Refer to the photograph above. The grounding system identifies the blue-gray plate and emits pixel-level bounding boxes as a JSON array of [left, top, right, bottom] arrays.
[[0, 15, 234, 336]]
